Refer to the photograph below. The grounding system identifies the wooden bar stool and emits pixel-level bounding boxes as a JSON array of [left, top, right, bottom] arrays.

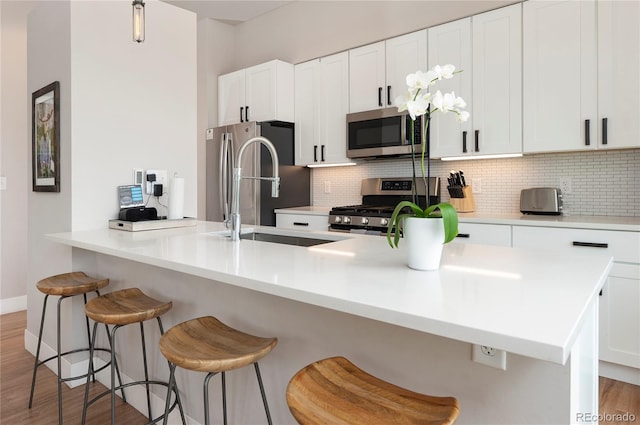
[[82, 288, 185, 425], [158, 316, 278, 425], [28, 271, 115, 425], [286, 356, 460, 425]]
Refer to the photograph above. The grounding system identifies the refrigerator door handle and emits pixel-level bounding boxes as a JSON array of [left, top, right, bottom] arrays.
[[220, 133, 230, 225]]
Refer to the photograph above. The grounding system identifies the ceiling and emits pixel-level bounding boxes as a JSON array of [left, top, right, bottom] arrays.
[[161, 1, 293, 25]]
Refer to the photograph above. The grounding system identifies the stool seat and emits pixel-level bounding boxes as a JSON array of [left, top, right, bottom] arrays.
[[36, 272, 109, 296], [159, 316, 277, 373], [84, 288, 172, 326], [287, 356, 460, 425]]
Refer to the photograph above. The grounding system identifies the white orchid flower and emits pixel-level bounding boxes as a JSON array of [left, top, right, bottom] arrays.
[[406, 71, 431, 90], [431, 64, 456, 80], [457, 110, 470, 123]]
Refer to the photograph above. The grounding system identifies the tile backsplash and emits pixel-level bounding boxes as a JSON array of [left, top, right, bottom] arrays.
[[312, 148, 640, 217]]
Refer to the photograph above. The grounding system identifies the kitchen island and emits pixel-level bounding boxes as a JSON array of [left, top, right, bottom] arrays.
[[43, 221, 613, 424]]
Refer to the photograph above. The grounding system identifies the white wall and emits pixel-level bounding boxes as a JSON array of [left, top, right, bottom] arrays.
[[0, 1, 36, 313], [25, 0, 197, 347]]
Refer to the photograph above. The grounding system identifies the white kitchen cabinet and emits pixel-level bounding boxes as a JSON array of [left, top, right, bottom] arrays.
[[454, 223, 511, 247], [429, 5, 522, 159], [523, 1, 597, 153], [349, 30, 427, 113], [512, 225, 640, 372], [294, 52, 351, 166], [597, 0, 640, 149], [218, 60, 294, 126], [276, 212, 329, 232]]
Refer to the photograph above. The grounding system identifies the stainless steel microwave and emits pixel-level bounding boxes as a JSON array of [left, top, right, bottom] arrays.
[[346, 107, 423, 159]]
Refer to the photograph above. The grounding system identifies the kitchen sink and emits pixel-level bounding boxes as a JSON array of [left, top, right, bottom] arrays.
[[205, 228, 344, 247], [239, 232, 333, 247]]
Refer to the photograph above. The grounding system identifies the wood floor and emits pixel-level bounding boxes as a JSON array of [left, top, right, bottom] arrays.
[[2, 310, 640, 424], [0, 311, 148, 424]]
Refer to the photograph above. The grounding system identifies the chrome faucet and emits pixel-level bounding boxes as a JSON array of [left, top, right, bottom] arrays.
[[230, 136, 280, 241]]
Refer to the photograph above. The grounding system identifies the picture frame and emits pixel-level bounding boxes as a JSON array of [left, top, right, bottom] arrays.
[[32, 81, 60, 192]]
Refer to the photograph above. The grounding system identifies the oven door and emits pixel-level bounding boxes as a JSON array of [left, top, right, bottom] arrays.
[[346, 107, 421, 158]]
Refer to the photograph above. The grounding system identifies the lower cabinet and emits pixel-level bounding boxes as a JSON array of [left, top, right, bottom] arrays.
[[276, 213, 329, 232], [512, 225, 640, 370], [454, 223, 511, 247]]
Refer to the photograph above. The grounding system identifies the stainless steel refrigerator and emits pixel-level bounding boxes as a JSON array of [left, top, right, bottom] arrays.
[[206, 121, 310, 226]]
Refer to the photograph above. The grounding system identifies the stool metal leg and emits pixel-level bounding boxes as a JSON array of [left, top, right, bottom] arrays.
[[28, 294, 49, 408], [254, 362, 273, 425], [84, 293, 96, 383], [222, 371, 227, 425], [156, 317, 187, 425], [162, 363, 177, 425], [140, 321, 153, 421], [82, 321, 99, 425], [203, 371, 218, 425], [56, 296, 67, 425]]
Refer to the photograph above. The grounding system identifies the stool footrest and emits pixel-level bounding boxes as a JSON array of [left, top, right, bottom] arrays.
[[34, 347, 114, 382], [84, 380, 181, 425]]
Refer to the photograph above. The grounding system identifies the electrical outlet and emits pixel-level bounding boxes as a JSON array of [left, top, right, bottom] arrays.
[[471, 178, 482, 193], [324, 181, 331, 194], [559, 177, 572, 194], [472, 344, 507, 370], [0, 176, 6, 191], [145, 169, 167, 195], [206, 128, 214, 140]]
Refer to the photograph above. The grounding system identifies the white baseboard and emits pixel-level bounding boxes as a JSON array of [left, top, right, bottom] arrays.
[[0, 295, 27, 314], [599, 360, 640, 386], [24, 329, 198, 424]]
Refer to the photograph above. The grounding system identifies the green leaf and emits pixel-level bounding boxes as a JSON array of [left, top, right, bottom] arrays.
[[386, 201, 423, 248], [386, 201, 459, 248]]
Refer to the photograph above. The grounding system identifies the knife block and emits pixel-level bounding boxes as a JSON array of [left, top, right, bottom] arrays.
[[449, 186, 476, 213]]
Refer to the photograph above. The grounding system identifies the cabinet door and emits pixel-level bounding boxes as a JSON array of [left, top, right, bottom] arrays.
[[319, 52, 351, 164], [245, 61, 278, 123], [218, 69, 245, 126], [428, 18, 472, 158], [349, 41, 386, 113], [472, 4, 522, 156], [385, 30, 428, 108], [294, 59, 319, 166], [598, 1, 640, 149], [523, 0, 597, 153], [599, 265, 640, 369], [276, 213, 329, 231]]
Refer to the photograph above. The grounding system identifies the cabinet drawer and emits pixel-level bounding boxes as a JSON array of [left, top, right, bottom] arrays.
[[512, 226, 640, 264], [276, 214, 329, 232], [455, 223, 511, 247]]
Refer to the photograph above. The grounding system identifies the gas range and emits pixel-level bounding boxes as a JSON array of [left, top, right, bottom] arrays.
[[329, 177, 440, 234]]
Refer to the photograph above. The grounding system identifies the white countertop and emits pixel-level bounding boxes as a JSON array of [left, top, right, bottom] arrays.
[[276, 207, 640, 231], [47, 221, 613, 365], [457, 213, 640, 232]]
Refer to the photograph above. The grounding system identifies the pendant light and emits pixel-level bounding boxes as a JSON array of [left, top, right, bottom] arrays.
[[132, 0, 145, 43]]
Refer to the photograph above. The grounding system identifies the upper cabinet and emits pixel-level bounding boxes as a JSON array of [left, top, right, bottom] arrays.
[[349, 30, 427, 113], [218, 60, 294, 126], [524, 0, 640, 153], [294, 52, 351, 166], [597, 0, 640, 149], [429, 4, 522, 159], [523, 1, 597, 154]]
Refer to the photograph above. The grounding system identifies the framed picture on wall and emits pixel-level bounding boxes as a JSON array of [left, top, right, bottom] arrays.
[[32, 81, 60, 192]]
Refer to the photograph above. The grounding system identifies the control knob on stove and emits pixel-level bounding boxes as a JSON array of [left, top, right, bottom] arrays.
[[333, 216, 342, 223], [361, 217, 369, 225], [380, 218, 389, 226], [343, 216, 351, 224]]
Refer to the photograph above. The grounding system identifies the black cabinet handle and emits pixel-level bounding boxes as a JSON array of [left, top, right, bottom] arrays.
[[245, 106, 249, 122], [313, 145, 318, 162], [456, 233, 470, 238], [599, 289, 603, 296], [602, 118, 608, 145], [321, 145, 326, 162], [293, 222, 309, 227], [387, 85, 392, 106], [474, 130, 479, 152], [585, 119, 591, 145], [572, 241, 608, 249], [378, 87, 383, 107], [240, 107, 244, 122], [462, 131, 468, 153]]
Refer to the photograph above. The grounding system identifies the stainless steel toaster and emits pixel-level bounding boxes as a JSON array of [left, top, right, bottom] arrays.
[[520, 188, 563, 215]]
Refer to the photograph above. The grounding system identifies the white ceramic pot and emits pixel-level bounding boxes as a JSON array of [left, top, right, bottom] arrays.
[[403, 216, 444, 271]]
